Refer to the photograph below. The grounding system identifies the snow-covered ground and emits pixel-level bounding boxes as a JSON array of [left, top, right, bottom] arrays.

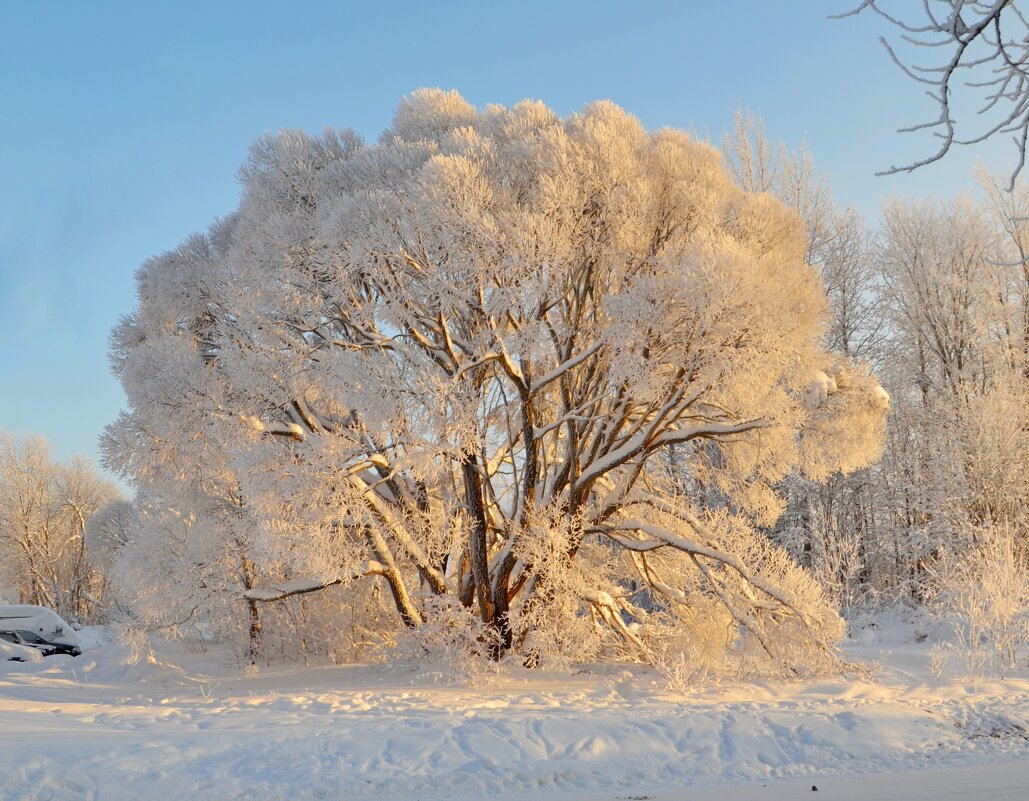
[[1, 616, 1027, 801]]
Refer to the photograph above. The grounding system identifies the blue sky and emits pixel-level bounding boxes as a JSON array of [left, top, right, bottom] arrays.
[[0, 1, 1014, 487]]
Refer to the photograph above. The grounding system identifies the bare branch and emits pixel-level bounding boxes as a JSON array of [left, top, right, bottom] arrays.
[[840, 1, 1029, 187]]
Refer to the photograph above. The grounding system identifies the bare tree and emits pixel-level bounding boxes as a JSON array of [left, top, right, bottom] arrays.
[[839, 1, 1029, 187]]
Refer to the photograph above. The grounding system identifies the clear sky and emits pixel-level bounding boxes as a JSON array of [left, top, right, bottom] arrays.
[[0, 0, 1014, 488]]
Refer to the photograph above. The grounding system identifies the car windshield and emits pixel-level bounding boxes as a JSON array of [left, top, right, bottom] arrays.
[[15, 630, 46, 644], [0, 632, 16, 643]]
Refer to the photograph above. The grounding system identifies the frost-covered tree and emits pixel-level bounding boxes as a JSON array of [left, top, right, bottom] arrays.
[[865, 186, 1029, 598], [105, 91, 889, 671], [0, 432, 120, 620]]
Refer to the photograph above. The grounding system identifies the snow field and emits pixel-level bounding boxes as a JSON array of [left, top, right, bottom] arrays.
[[1, 629, 1028, 801]]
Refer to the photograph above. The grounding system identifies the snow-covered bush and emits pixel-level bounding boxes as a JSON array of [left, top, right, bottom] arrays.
[[391, 595, 503, 685], [648, 595, 734, 688], [934, 525, 1029, 679], [928, 642, 949, 682]]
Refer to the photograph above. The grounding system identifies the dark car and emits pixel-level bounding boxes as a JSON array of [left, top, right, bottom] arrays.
[[0, 629, 80, 657], [0, 630, 53, 656]]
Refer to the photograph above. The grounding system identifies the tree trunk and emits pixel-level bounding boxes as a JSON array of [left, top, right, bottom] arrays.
[[461, 455, 494, 622], [241, 555, 262, 665], [462, 454, 508, 658]]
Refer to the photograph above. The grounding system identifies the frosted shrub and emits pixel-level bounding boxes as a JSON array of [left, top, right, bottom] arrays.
[[928, 642, 950, 682], [510, 510, 624, 668], [700, 510, 846, 676], [245, 582, 397, 667], [618, 508, 845, 679], [810, 523, 863, 609], [116, 620, 157, 667], [391, 596, 501, 685], [934, 526, 1029, 679], [648, 597, 734, 689]]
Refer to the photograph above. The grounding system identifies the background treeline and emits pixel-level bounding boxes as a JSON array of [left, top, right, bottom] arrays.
[[0, 432, 119, 621], [727, 115, 1029, 610]]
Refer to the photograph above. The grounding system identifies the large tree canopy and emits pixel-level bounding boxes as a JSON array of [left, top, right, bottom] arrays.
[[104, 90, 888, 670]]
